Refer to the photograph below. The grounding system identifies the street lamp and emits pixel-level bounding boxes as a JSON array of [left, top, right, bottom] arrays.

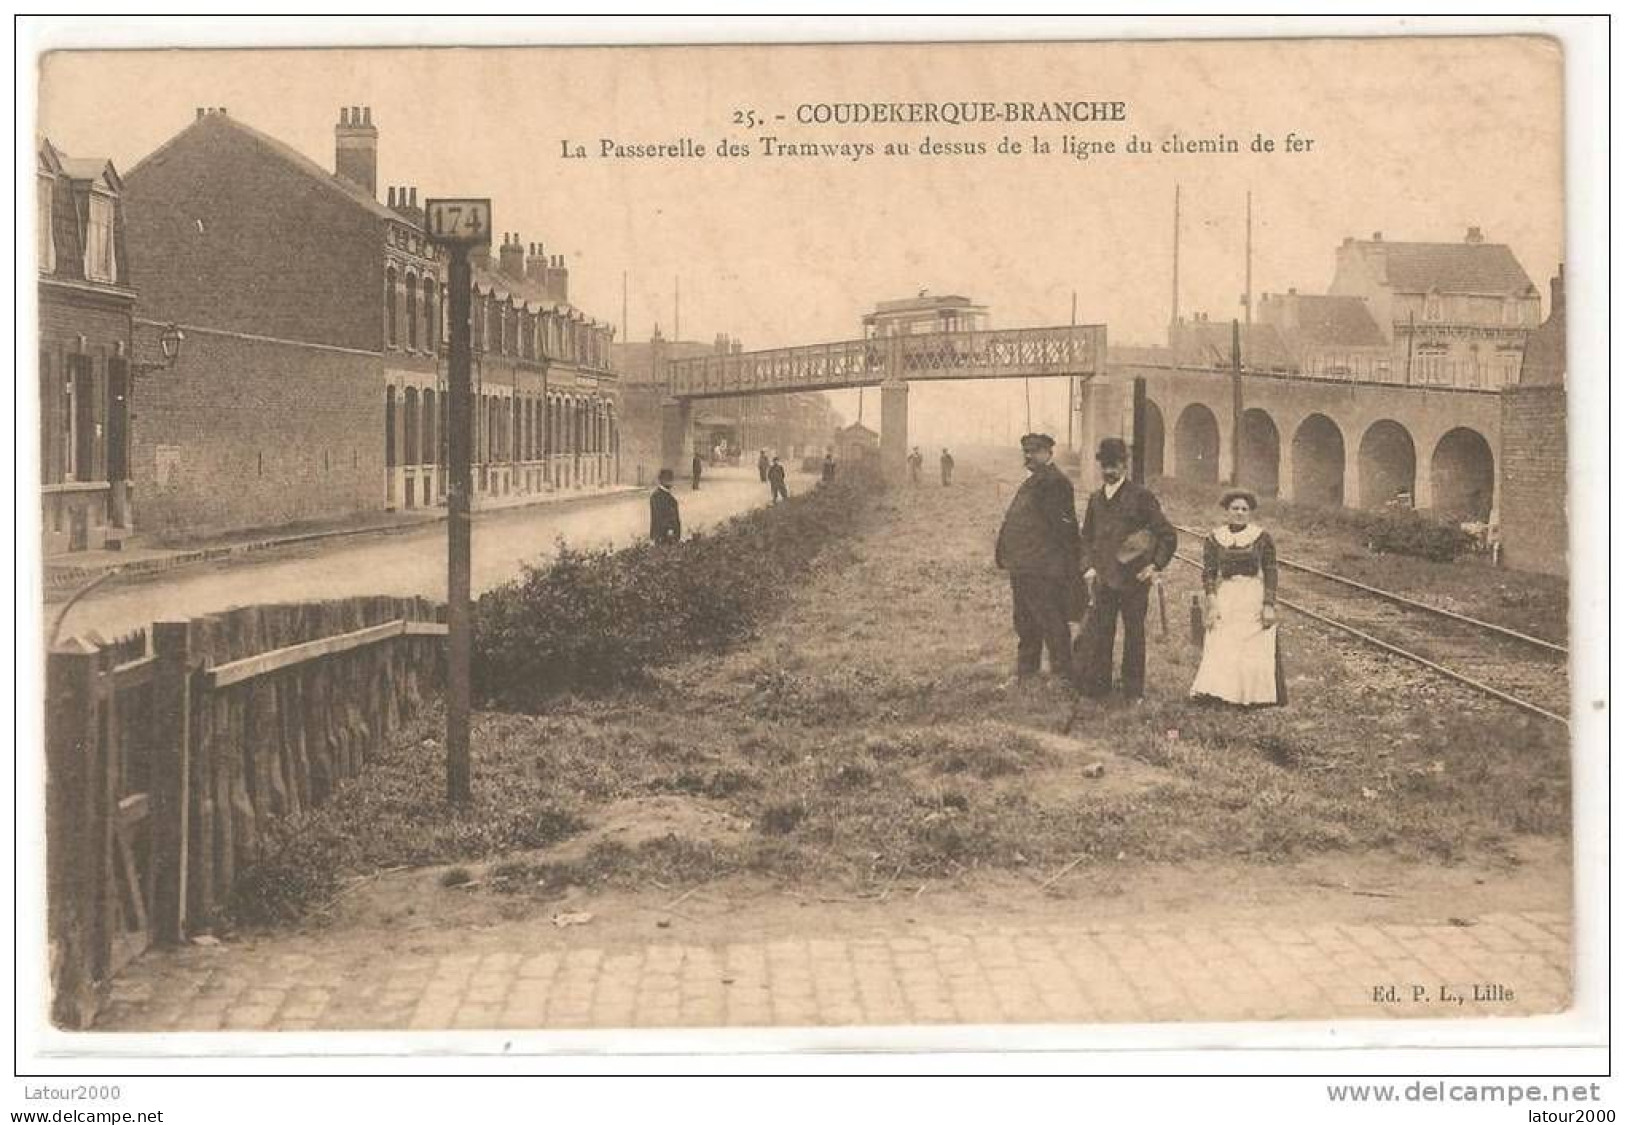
[[131, 323, 185, 374]]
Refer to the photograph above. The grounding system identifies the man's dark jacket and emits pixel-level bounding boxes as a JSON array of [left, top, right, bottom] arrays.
[[995, 462, 1081, 577], [1079, 480, 1177, 588], [768, 462, 787, 488], [649, 486, 681, 542]]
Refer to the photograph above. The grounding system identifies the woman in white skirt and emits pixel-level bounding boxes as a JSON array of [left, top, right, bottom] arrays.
[[1190, 489, 1286, 706]]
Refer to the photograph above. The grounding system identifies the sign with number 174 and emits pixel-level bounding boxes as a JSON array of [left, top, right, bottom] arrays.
[[424, 198, 492, 246]]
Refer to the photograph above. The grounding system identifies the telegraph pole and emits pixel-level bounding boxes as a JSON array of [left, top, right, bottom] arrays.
[[1229, 318, 1243, 487], [426, 198, 491, 805]]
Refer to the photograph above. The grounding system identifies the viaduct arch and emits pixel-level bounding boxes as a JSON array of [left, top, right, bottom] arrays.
[[1128, 366, 1501, 517]]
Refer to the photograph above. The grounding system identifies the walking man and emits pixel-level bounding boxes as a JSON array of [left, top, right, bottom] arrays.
[[768, 456, 789, 504], [994, 432, 1078, 685], [757, 448, 770, 483], [691, 451, 703, 492], [821, 450, 837, 484], [907, 447, 924, 485], [1078, 437, 1176, 701], [940, 447, 955, 486], [649, 468, 681, 543]]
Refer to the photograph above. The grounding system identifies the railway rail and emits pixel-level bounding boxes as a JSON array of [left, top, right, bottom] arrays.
[[1170, 524, 1569, 727]]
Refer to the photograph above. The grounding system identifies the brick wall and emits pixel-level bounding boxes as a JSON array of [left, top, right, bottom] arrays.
[[130, 323, 383, 538], [123, 117, 383, 352], [1499, 385, 1567, 576]]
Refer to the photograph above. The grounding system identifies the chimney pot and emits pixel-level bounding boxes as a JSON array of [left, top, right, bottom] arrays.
[[1465, 225, 1484, 243], [408, 187, 416, 207], [197, 107, 206, 119], [1372, 231, 1382, 241], [351, 105, 361, 122], [388, 186, 396, 207], [363, 107, 371, 125]]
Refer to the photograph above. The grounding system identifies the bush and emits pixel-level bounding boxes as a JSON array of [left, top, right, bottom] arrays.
[[474, 470, 880, 709], [1361, 508, 1476, 563]]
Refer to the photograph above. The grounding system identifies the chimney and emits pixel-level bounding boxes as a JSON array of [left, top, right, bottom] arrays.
[[1465, 226, 1484, 244], [1371, 231, 1382, 242], [545, 253, 569, 304], [732, 339, 743, 355], [525, 242, 549, 286], [499, 232, 526, 280], [335, 105, 379, 199], [1549, 265, 1564, 325]]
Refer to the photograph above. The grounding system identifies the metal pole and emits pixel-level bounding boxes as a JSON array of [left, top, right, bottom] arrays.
[[1131, 376, 1147, 484], [1229, 318, 1243, 487], [446, 247, 473, 805]]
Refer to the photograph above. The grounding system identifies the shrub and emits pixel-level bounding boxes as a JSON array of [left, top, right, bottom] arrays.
[[474, 470, 879, 709], [1361, 508, 1476, 563]]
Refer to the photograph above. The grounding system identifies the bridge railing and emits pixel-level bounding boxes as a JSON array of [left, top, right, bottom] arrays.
[[667, 324, 1105, 398]]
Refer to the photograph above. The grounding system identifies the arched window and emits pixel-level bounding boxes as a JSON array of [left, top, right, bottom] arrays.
[[386, 265, 398, 347], [384, 385, 397, 467], [405, 273, 418, 351], [440, 283, 450, 346], [423, 277, 435, 352], [422, 389, 436, 466], [403, 387, 419, 465]]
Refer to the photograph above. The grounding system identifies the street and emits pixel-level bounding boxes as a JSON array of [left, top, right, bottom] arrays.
[[55, 468, 800, 641]]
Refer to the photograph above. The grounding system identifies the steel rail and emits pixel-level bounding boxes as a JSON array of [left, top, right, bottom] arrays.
[[1173, 523, 1567, 656], [1171, 551, 1568, 728]]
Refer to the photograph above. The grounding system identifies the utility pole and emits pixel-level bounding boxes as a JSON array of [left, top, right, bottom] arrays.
[[1244, 191, 1253, 327], [1067, 290, 1078, 451], [1171, 184, 1181, 326], [425, 198, 491, 805], [1229, 318, 1243, 487]]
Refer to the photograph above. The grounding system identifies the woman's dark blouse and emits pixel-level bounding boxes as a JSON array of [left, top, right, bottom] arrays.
[[1201, 528, 1279, 605]]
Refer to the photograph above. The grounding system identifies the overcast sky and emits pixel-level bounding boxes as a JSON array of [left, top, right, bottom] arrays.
[[40, 35, 1564, 446]]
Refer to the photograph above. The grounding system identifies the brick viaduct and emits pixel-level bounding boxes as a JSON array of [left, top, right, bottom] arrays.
[[1113, 364, 1502, 520]]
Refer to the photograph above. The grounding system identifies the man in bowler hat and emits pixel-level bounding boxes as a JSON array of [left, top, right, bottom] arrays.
[[1078, 436, 1177, 700], [995, 432, 1079, 684], [649, 468, 681, 543]]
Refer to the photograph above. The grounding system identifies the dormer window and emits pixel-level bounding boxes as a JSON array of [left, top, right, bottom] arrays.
[[84, 190, 116, 283]]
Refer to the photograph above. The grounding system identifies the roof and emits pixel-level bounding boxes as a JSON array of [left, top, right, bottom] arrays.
[[1349, 239, 1536, 296], [1270, 294, 1388, 348], [869, 293, 982, 315], [130, 111, 400, 224], [1169, 319, 1297, 370]]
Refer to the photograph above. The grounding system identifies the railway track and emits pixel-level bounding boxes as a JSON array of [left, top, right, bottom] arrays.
[[1171, 523, 1570, 727]]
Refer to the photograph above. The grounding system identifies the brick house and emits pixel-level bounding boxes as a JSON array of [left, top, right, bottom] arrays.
[[121, 106, 618, 539], [38, 137, 137, 555], [1329, 228, 1541, 390]]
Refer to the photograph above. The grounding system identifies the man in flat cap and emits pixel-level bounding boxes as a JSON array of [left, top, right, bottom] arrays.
[[1079, 436, 1177, 701], [995, 432, 1080, 685]]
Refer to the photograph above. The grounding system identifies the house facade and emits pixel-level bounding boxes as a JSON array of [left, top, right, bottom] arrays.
[[120, 106, 618, 539], [1329, 228, 1540, 389], [38, 138, 138, 555]]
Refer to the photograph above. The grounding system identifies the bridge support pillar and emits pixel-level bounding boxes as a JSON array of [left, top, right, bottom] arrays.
[[660, 397, 693, 474], [1277, 442, 1296, 503], [1340, 454, 1360, 510], [1076, 376, 1128, 481], [1411, 465, 1434, 511], [880, 378, 909, 483]]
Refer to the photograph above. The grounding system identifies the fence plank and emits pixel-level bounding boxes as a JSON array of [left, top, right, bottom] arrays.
[[46, 646, 99, 1028], [150, 621, 190, 945]]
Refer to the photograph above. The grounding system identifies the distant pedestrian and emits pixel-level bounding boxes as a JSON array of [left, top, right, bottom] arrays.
[[821, 451, 837, 484], [907, 446, 924, 485], [1079, 437, 1177, 701], [940, 448, 955, 486], [649, 468, 681, 543], [691, 452, 703, 491], [768, 456, 789, 504], [758, 449, 770, 482], [995, 432, 1079, 685]]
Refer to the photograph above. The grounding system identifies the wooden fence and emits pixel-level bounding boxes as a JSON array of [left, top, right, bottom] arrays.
[[45, 595, 446, 1028]]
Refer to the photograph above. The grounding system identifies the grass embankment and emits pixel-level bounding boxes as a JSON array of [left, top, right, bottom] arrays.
[[233, 460, 1570, 927]]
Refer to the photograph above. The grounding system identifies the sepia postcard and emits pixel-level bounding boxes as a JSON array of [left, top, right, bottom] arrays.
[[18, 19, 1608, 1086]]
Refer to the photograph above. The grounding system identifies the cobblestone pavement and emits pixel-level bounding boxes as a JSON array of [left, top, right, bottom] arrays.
[[92, 909, 1569, 1032]]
